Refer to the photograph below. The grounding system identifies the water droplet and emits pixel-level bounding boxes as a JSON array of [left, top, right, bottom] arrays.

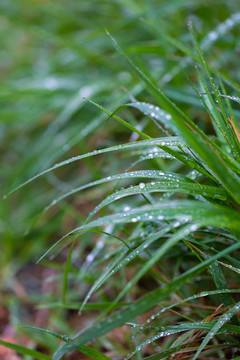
[[80, 86, 92, 98], [63, 144, 70, 151], [190, 224, 198, 231], [139, 182, 145, 189], [208, 31, 218, 41], [44, 77, 59, 90], [86, 253, 94, 262], [97, 240, 104, 249], [162, 74, 172, 83]]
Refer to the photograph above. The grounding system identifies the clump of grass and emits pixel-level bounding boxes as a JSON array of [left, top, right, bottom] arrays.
[[2, 2, 240, 359]]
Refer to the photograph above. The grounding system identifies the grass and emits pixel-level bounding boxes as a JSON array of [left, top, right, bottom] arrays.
[[1, 1, 240, 359]]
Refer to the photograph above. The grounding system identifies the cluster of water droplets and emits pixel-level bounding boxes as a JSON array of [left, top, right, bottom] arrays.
[[86, 169, 193, 223], [139, 151, 174, 165], [144, 288, 240, 329], [215, 302, 240, 333], [218, 94, 240, 104], [124, 328, 177, 360], [133, 147, 174, 163], [3, 134, 190, 201], [131, 102, 177, 132], [135, 102, 171, 120], [48, 168, 218, 220]]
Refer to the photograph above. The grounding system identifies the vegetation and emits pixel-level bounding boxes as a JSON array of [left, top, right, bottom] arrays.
[[1, 1, 240, 359]]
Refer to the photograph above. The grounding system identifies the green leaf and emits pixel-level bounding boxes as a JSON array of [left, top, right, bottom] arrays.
[[86, 181, 228, 224], [190, 24, 240, 159], [126, 322, 234, 360], [37, 199, 240, 263], [53, 241, 240, 359], [0, 338, 51, 360], [80, 226, 171, 313], [21, 325, 111, 360], [5, 137, 185, 197], [106, 32, 240, 203], [209, 261, 239, 325], [192, 301, 240, 359], [144, 289, 240, 324]]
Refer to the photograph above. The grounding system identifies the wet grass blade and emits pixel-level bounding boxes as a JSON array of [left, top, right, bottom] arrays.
[[192, 301, 240, 359], [21, 325, 111, 360], [5, 137, 184, 197], [190, 24, 240, 160], [97, 224, 203, 319], [80, 226, 171, 313], [142, 343, 228, 360], [36, 199, 240, 263], [144, 289, 240, 324], [53, 242, 240, 359], [85, 181, 229, 224], [209, 261, 239, 326], [0, 338, 51, 360], [106, 32, 240, 203]]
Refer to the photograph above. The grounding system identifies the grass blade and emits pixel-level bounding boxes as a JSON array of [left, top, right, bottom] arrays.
[[53, 242, 240, 359], [192, 301, 240, 359], [0, 338, 51, 360]]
